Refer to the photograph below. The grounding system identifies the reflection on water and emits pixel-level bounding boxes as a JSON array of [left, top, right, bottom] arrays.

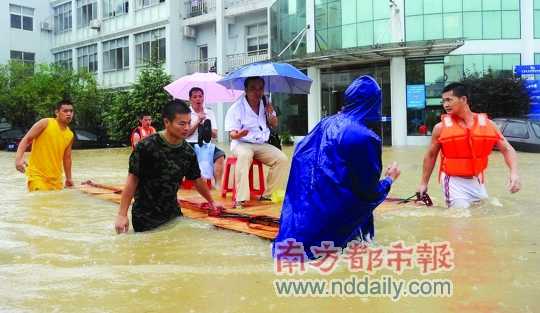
[[0, 146, 539, 312]]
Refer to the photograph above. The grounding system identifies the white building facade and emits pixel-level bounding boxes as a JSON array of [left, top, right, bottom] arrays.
[[2, 0, 537, 146], [0, 0, 53, 65]]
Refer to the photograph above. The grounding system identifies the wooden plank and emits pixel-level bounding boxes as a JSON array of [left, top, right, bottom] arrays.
[[76, 181, 419, 240]]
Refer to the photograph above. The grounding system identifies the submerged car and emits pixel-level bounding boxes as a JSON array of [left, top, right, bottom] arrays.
[[493, 118, 540, 153], [1, 128, 124, 151], [72, 129, 125, 149], [0, 128, 26, 152]]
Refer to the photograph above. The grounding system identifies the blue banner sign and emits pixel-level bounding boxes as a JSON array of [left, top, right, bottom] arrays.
[[406, 85, 426, 109], [515, 65, 540, 76], [524, 80, 540, 119]]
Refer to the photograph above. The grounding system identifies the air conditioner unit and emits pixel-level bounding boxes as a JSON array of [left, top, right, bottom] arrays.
[[90, 19, 101, 30], [40, 22, 52, 32], [183, 26, 196, 39]]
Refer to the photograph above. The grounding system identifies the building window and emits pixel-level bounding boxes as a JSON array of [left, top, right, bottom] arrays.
[[10, 4, 34, 31], [270, 0, 306, 58], [103, 0, 129, 17], [535, 0, 540, 38], [136, 0, 165, 9], [405, 0, 521, 41], [103, 37, 129, 71], [10, 50, 35, 65], [77, 0, 98, 28], [54, 2, 72, 33], [54, 50, 73, 70], [314, 0, 391, 51], [246, 23, 268, 55], [77, 44, 98, 73], [405, 53, 521, 136], [135, 28, 166, 65]]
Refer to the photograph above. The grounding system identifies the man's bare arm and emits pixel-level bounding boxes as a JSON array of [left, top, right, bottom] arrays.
[[115, 174, 139, 233], [63, 137, 74, 187], [418, 123, 443, 193], [492, 121, 520, 193], [15, 119, 49, 173]]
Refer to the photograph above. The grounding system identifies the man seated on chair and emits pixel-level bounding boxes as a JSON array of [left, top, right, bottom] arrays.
[[224, 76, 288, 209], [185, 87, 226, 187]]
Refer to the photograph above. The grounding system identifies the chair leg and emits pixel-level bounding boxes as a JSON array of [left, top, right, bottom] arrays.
[[221, 160, 231, 198], [258, 162, 265, 196]]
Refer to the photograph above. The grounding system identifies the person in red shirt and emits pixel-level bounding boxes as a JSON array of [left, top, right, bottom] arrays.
[[131, 113, 156, 150]]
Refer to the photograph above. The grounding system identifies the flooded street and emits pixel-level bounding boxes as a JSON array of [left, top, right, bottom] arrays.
[[0, 146, 539, 313]]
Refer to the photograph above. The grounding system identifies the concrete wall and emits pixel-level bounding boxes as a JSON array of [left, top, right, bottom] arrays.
[[1, 0, 52, 65]]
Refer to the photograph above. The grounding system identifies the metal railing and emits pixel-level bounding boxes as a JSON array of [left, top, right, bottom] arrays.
[[224, 0, 256, 8], [226, 50, 269, 72], [185, 57, 217, 74], [184, 0, 216, 18]]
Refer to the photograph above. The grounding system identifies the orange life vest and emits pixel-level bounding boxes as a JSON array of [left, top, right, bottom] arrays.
[[438, 113, 501, 182], [130, 126, 156, 150]]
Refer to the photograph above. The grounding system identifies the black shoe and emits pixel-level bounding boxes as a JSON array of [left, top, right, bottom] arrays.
[[198, 119, 212, 146], [258, 195, 272, 202]]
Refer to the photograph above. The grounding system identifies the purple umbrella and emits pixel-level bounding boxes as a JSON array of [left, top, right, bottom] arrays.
[[164, 72, 243, 103]]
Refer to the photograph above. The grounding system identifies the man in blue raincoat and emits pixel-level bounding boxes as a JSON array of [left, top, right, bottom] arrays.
[[273, 75, 401, 259]]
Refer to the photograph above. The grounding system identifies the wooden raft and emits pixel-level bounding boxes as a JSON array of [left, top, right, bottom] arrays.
[[77, 181, 280, 239], [77, 181, 410, 240]]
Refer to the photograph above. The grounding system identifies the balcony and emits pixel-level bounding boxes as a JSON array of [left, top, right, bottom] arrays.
[[185, 51, 269, 75], [185, 57, 217, 74], [184, 0, 216, 18], [183, 0, 270, 25], [226, 50, 269, 72]]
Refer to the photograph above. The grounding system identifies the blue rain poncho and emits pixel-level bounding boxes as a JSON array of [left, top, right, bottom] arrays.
[[273, 75, 393, 259]]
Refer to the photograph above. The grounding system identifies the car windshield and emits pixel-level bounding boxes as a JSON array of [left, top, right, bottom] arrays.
[[0, 129, 24, 139], [532, 122, 540, 139], [76, 130, 97, 141], [493, 120, 506, 131], [502, 121, 530, 139]]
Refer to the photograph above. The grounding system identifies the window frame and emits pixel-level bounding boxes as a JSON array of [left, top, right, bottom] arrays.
[[136, 0, 165, 10], [134, 28, 166, 66], [103, 36, 130, 72], [405, 0, 521, 41], [77, 0, 98, 28], [54, 2, 73, 33], [103, 0, 129, 18], [54, 50, 73, 70], [246, 22, 268, 55], [77, 44, 98, 73], [9, 4, 34, 31]]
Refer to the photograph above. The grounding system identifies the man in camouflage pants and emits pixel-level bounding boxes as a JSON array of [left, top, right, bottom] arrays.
[[115, 99, 222, 233]]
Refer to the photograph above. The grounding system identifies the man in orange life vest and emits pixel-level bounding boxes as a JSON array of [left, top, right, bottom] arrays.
[[131, 113, 156, 149], [417, 82, 521, 209]]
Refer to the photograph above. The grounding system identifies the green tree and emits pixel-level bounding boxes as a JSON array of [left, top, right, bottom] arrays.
[[0, 61, 39, 127], [0, 62, 107, 131], [461, 73, 530, 118], [104, 60, 171, 142]]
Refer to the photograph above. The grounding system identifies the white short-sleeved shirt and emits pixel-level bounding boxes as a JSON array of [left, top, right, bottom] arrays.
[[224, 96, 270, 150], [186, 106, 217, 143]]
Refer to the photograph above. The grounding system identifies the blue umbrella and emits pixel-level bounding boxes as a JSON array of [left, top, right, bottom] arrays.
[[217, 61, 312, 94]]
